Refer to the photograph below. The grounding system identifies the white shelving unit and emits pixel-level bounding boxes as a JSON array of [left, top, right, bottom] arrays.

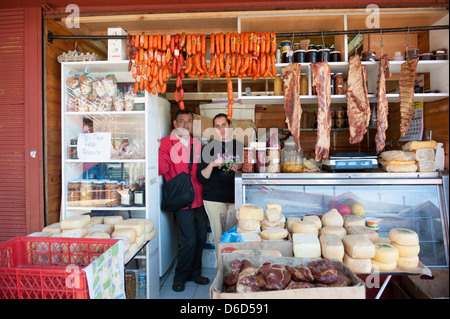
[[61, 60, 164, 299], [238, 60, 449, 105]]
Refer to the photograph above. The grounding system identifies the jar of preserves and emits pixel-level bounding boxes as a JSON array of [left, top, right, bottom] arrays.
[[300, 73, 308, 95], [274, 74, 283, 96], [330, 73, 335, 95], [266, 147, 280, 173], [105, 180, 119, 207], [281, 136, 303, 173], [80, 180, 93, 206], [68, 181, 81, 203], [335, 73, 344, 95], [242, 147, 256, 173], [306, 49, 317, 63]]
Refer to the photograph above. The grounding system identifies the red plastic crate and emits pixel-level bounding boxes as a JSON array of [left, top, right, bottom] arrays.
[[0, 236, 119, 299]]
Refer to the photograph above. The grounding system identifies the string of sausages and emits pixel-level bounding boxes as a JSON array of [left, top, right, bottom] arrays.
[[127, 32, 277, 120]]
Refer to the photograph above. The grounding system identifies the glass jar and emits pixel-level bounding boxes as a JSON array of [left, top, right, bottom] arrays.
[[330, 73, 335, 95], [281, 136, 303, 173], [68, 181, 81, 202], [300, 73, 308, 95], [242, 147, 256, 173], [105, 180, 119, 207], [92, 181, 105, 206], [274, 74, 283, 96], [293, 50, 305, 63], [256, 147, 267, 173], [80, 180, 93, 206], [267, 147, 280, 173], [306, 49, 317, 63], [335, 73, 344, 95]]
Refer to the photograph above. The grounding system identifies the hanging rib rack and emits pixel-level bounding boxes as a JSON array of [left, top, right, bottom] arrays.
[[47, 25, 449, 43]]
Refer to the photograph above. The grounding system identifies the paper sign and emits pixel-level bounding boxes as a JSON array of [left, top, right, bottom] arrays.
[[77, 132, 111, 161]]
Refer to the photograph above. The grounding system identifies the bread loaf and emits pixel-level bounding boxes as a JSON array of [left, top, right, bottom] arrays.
[[342, 234, 375, 259], [320, 234, 344, 261], [389, 228, 419, 246], [321, 209, 344, 227], [402, 140, 437, 151], [293, 233, 321, 258], [60, 215, 91, 230], [238, 204, 264, 221]]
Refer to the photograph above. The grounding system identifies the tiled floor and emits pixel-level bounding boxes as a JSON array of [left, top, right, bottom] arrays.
[[159, 264, 218, 299]]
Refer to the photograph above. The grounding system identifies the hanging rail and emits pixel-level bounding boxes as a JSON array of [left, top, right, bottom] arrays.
[[47, 25, 449, 43]]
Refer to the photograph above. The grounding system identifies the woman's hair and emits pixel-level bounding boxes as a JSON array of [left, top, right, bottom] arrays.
[[213, 113, 231, 126]]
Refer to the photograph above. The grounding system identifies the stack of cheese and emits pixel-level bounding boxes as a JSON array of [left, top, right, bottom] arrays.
[[259, 204, 288, 241], [342, 234, 375, 274], [28, 214, 157, 262], [402, 140, 437, 172], [319, 209, 345, 261], [236, 204, 264, 242], [344, 217, 379, 243], [389, 228, 420, 269], [379, 150, 418, 173]]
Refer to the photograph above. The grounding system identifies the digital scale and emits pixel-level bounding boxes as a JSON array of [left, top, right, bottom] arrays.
[[322, 152, 379, 171]]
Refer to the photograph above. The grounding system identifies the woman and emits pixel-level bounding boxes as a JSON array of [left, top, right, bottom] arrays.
[[197, 113, 243, 258]]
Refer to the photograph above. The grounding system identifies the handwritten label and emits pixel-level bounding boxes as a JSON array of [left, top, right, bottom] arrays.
[[77, 132, 111, 161]]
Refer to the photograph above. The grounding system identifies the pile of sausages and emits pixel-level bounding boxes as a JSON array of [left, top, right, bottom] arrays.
[[127, 32, 277, 120]]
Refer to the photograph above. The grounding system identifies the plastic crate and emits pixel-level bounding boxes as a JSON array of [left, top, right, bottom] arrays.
[[0, 236, 119, 299]]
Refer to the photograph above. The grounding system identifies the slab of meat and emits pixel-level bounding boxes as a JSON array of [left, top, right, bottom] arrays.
[[282, 63, 302, 150], [311, 62, 332, 162], [399, 57, 419, 137], [260, 263, 291, 290], [285, 281, 315, 289], [308, 259, 338, 284], [236, 259, 264, 293], [286, 264, 314, 282], [347, 54, 371, 144], [375, 54, 391, 154], [224, 259, 243, 286]]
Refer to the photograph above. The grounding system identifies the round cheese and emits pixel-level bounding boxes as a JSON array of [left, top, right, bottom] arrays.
[[238, 204, 264, 221], [321, 209, 344, 227], [239, 232, 262, 242], [302, 215, 322, 229], [371, 259, 397, 272], [397, 256, 420, 268], [260, 228, 288, 240], [389, 228, 419, 246], [391, 242, 420, 258], [237, 220, 261, 232], [286, 217, 302, 232], [373, 243, 399, 264], [292, 221, 319, 236], [319, 226, 347, 239]]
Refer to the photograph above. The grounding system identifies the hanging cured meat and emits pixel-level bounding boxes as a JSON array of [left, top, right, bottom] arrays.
[[282, 63, 302, 150], [375, 54, 391, 154], [311, 62, 332, 162], [399, 57, 419, 137], [346, 55, 371, 144]]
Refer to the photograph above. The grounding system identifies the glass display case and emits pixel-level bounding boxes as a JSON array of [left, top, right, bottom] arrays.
[[235, 171, 449, 268]]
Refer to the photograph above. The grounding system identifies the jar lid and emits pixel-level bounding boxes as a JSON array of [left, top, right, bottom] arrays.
[[335, 72, 343, 76], [306, 49, 318, 52], [330, 50, 341, 54], [294, 49, 305, 53]]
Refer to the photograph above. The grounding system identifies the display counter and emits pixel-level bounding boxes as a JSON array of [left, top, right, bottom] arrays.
[[234, 171, 449, 268]]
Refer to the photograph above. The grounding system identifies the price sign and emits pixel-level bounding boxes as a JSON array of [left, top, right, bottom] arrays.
[[77, 132, 111, 161]]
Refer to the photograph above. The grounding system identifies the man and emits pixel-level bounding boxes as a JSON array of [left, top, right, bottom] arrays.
[[158, 109, 210, 292]]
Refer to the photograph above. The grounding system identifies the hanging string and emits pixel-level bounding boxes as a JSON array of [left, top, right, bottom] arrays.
[[405, 27, 410, 50], [380, 28, 384, 56]]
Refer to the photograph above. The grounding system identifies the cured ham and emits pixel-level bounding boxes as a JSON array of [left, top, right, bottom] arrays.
[[347, 54, 371, 144], [399, 57, 419, 137], [282, 63, 302, 150], [311, 62, 332, 162], [375, 54, 391, 154]]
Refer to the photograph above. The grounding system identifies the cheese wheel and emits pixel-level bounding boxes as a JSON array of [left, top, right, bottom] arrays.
[[286, 217, 302, 232], [373, 243, 399, 264], [343, 253, 372, 274], [346, 226, 379, 243], [265, 203, 282, 214], [240, 232, 261, 242], [42, 223, 61, 234], [342, 234, 375, 259], [260, 228, 288, 240], [371, 259, 397, 271], [60, 215, 91, 230], [397, 256, 420, 268], [114, 219, 145, 237], [291, 221, 319, 236], [103, 215, 123, 226], [320, 234, 344, 261], [265, 208, 281, 223], [293, 233, 321, 258], [343, 215, 365, 228], [391, 242, 420, 258], [144, 228, 157, 241], [302, 215, 322, 229], [319, 226, 347, 239], [261, 214, 286, 229], [321, 209, 344, 227], [389, 228, 419, 246], [237, 220, 261, 232], [112, 227, 136, 243], [238, 204, 264, 221]]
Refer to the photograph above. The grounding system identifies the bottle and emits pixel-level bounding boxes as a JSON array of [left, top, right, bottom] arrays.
[[120, 178, 134, 207], [134, 178, 145, 207], [274, 74, 283, 96], [138, 265, 146, 290]]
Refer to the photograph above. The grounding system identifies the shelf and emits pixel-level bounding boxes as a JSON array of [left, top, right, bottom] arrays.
[[65, 111, 145, 116], [65, 206, 146, 211], [65, 159, 145, 163]]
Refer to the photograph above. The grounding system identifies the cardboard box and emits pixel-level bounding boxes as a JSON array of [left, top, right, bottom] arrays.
[[210, 254, 366, 299], [401, 268, 449, 299], [108, 27, 127, 61]]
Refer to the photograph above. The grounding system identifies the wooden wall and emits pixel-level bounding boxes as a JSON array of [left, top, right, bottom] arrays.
[[43, 19, 106, 225]]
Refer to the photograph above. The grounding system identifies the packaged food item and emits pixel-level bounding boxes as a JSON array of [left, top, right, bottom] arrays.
[[300, 73, 308, 95], [114, 94, 125, 111], [79, 74, 92, 96], [266, 147, 280, 173], [334, 73, 344, 95]]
